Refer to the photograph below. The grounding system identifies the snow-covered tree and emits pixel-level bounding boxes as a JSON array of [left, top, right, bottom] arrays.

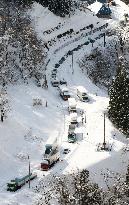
[[0, 0, 47, 86], [108, 57, 129, 135], [34, 169, 102, 205], [0, 87, 10, 122], [40, 0, 74, 17], [78, 38, 119, 88]]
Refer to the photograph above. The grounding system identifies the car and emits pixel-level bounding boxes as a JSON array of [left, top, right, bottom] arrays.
[[55, 63, 60, 68], [51, 78, 60, 87], [60, 79, 67, 85], [52, 69, 57, 74], [63, 148, 71, 154], [51, 73, 56, 79]]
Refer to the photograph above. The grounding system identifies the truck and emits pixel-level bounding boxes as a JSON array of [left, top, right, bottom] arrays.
[[59, 86, 70, 101], [7, 173, 37, 192], [68, 132, 77, 143], [77, 86, 89, 102], [68, 98, 77, 113], [70, 113, 78, 124], [41, 136, 60, 171], [68, 123, 76, 134]]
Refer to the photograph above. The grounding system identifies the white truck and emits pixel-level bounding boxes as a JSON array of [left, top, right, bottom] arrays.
[[68, 98, 77, 113], [70, 113, 78, 124], [59, 86, 70, 100], [41, 136, 60, 171], [77, 86, 89, 102], [68, 123, 76, 134]]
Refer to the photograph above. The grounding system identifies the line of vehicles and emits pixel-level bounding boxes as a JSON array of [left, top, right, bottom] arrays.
[[7, 70, 89, 191], [40, 81, 89, 170]]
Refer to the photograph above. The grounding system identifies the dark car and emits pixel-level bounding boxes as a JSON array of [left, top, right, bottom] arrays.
[[63, 148, 71, 154], [60, 79, 67, 85]]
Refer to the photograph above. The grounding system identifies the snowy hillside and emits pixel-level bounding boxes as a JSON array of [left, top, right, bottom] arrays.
[[1, 0, 129, 204]]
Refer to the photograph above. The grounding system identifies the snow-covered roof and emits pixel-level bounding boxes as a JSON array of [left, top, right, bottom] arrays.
[[46, 134, 58, 146], [68, 98, 76, 106], [88, 1, 102, 14], [70, 113, 77, 119], [59, 86, 68, 92], [77, 86, 87, 93]]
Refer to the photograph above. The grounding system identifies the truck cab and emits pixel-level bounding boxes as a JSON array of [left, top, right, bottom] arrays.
[[59, 86, 70, 100], [41, 159, 49, 171], [7, 181, 18, 192], [68, 133, 77, 143]]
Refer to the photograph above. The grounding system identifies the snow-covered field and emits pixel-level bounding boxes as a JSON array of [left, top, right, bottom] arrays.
[[1, 1, 129, 204]]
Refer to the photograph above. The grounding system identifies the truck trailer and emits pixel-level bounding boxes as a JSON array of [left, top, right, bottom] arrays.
[[7, 173, 37, 192], [68, 98, 77, 113], [70, 113, 78, 124]]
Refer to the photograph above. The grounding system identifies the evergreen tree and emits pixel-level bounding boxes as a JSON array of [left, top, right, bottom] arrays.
[[39, 0, 73, 17], [108, 58, 129, 135]]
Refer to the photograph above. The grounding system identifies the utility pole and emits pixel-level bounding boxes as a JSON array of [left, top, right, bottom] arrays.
[[103, 113, 106, 150], [104, 33, 106, 47], [72, 52, 74, 74], [28, 155, 30, 188], [84, 112, 86, 124]]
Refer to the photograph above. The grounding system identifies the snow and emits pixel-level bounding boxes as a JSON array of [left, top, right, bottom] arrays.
[[68, 98, 77, 106], [1, 0, 129, 204], [77, 85, 87, 93], [88, 1, 102, 14]]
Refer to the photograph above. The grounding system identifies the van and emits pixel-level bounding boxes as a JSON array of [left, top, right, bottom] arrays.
[[77, 86, 89, 102]]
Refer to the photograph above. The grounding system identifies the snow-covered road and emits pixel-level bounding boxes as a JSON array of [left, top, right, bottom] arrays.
[[1, 1, 129, 204]]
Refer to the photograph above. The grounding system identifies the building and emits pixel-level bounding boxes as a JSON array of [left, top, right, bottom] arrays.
[[97, 4, 112, 18]]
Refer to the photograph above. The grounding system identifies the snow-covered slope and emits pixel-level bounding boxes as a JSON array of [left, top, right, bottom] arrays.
[[1, 1, 129, 204]]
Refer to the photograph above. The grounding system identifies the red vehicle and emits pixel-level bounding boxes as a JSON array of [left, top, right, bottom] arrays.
[[41, 137, 60, 171], [41, 150, 60, 171]]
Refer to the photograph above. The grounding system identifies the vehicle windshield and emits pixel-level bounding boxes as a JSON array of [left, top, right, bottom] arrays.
[[83, 96, 88, 100], [7, 183, 15, 187], [69, 134, 75, 139], [82, 93, 87, 96], [64, 91, 69, 95], [45, 148, 52, 154]]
